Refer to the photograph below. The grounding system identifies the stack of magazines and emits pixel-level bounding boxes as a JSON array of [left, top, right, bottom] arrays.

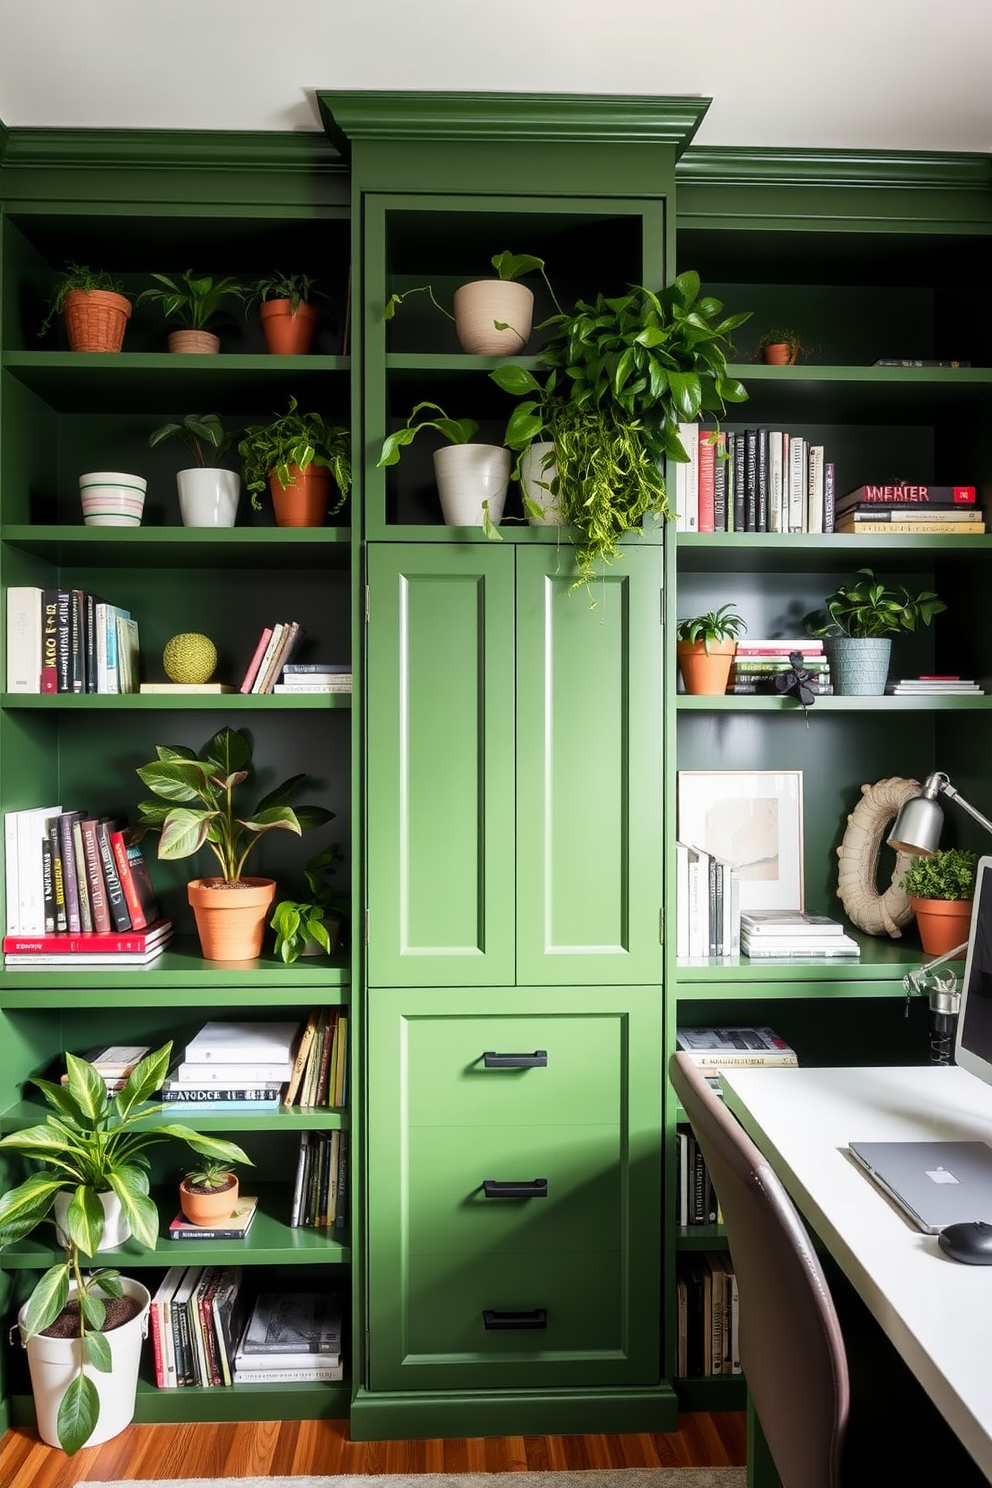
[[739, 910, 859, 959], [232, 1291, 344, 1384]]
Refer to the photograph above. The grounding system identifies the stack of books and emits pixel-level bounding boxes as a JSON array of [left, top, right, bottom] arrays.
[[273, 663, 352, 695], [283, 1006, 349, 1108], [5, 585, 139, 694], [728, 638, 831, 696], [885, 676, 985, 697], [238, 619, 305, 694], [675, 840, 741, 959], [834, 484, 985, 535], [675, 1025, 799, 1071], [677, 1252, 741, 1379], [3, 919, 173, 969], [158, 1019, 303, 1111], [60, 1043, 151, 1092], [740, 909, 860, 959], [674, 425, 837, 534], [167, 1195, 259, 1242], [232, 1291, 344, 1384], [149, 1264, 250, 1388]]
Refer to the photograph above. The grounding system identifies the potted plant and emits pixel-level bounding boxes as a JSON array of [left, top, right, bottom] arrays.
[[238, 396, 350, 528], [492, 270, 751, 588], [755, 328, 802, 365], [385, 250, 560, 356], [148, 412, 241, 527], [41, 262, 132, 353], [138, 269, 244, 353], [377, 400, 509, 535], [178, 1157, 242, 1227], [270, 844, 348, 962], [0, 1043, 249, 1452], [804, 567, 946, 696], [901, 847, 978, 958], [676, 604, 747, 695], [133, 724, 333, 960], [245, 271, 327, 355]]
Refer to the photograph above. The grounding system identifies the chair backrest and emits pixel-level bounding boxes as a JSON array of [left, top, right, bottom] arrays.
[[669, 1053, 849, 1488]]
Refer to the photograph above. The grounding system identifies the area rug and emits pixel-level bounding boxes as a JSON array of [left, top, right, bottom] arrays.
[[85, 1472, 747, 1488]]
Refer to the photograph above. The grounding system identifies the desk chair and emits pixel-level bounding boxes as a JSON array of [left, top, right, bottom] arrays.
[[669, 1052, 988, 1488]]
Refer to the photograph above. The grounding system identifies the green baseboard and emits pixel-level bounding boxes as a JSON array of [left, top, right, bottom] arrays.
[[350, 1383, 678, 1441]]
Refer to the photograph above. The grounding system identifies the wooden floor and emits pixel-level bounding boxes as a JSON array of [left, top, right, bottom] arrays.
[[0, 1414, 746, 1487]]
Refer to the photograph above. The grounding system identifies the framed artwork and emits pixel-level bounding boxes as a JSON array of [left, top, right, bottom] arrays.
[[677, 769, 805, 912]]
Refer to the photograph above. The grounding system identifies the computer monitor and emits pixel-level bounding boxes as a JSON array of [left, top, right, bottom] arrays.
[[953, 854, 992, 1082]]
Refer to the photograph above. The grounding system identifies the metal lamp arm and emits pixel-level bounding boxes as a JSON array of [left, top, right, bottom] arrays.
[[932, 773, 992, 840]]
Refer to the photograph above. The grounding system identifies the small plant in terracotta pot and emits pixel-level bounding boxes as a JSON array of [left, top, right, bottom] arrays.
[[41, 262, 133, 352], [179, 1158, 242, 1227], [245, 272, 329, 355], [238, 397, 350, 527], [676, 604, 747, 695], [755, 328, 802, 365], [901, 847, 978, 958]]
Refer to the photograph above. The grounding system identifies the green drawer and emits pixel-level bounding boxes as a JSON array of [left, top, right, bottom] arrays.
[[407, 1124, 620, 1255], [404, 1011, 620, 1125]]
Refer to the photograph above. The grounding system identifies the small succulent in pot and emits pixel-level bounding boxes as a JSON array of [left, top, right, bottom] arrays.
[[676, 603, 747, 652], [179, 1158, 243, 1227]]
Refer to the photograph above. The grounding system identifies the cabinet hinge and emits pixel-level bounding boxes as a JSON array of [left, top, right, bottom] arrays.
[[364, 908, 370, 944], [659, 907, 665, 945], [660, 592, 665, 626], [364, 585, 370, 623]]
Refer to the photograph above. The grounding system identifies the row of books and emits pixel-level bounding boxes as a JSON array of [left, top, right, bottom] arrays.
[[6, 584, 139, 694], [238, 618, 305, 693], [885, 676, 985, 697], [284, 1006, 349, 1108], [674, 841, 741, 959], [291, 1129, 349, 1230], [275, 665, 352, 694], [3, 805, 163, 953], [676, 1253, 742, 1378], [232, 1290, 343, 1384], [676, 1124, 721, 1227], [835, 483, 986, 535], [674, 424, 836, 535]]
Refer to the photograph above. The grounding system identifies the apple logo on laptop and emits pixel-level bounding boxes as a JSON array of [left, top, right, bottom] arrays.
[[926, 1167, 961, 1185]]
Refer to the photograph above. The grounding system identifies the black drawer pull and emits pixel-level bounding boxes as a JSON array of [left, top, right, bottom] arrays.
[[483, 1178, 548, 1199], [483, 1050, 548, 1068], [483, 1307, 547, 1331]]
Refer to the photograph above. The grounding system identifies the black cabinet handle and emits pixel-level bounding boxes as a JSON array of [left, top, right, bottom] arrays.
[[483, 1178, 548, 1199], [483, 1307, 547, 1330], [482, 1050, 548, 1068]]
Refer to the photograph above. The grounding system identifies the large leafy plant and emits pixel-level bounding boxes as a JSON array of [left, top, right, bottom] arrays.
[[134, 725, 332, 882], [238, 396, 351, 511], [804, 568, 946, 638], [138, 270, 244, 331], [0, 1043, 249, 1453]]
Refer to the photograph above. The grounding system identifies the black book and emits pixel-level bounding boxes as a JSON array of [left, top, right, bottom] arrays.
[[743, 429, 758, 532], [732, 431, 745, 532], [756, 427, 769, 532], [95, 819, 132, 933], [46, 811, 67, 933], [41, 837, 55, 933], [55, 589, 71, 693]]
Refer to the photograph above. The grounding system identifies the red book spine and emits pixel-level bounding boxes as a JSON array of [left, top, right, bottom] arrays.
[[149, 1296, 166, 1388], [2, 918, 171, 953], [697, 429, 716, 533], [239, 627, 273, 694], [110, 827, 149, 930], [79, 819, 111, 933]]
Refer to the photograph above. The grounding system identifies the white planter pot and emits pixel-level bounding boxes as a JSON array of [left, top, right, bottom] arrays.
[[18, 1276, 150, 1449], [79, 472, 146, 527], [521, 442, 563, 526], [452, 279, 534, 355], [53, 1189, 131, 1251], [433, 444, 510, 529], [177, 467, 241, 527]]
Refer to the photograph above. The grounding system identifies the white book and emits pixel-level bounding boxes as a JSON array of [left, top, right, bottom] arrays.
[[250, 623, 285, 695], [273, 679, 353, 693], [767, 431, 784, 533], [674, 422, 699, 532], [18, 805, 61, 934], [741, 937, 859, 957], [172, 1057, 293, 1084], [152, 1264, 185, 1389], [232, 1363, 344, 1383], [741, 910, 847, 936], [4, 810, 21, 934], [686, 843, 710, 959], [6, 586, 42, 693], [807, 444, 825, 533], [787, 435, 808, 531], [730, 1271, 742, 1373], [95, 602, 129, 694], [184, 1019, 301, 1064]]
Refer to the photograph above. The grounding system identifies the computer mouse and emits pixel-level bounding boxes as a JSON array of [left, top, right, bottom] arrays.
[[937, 1220, 992, 1263]]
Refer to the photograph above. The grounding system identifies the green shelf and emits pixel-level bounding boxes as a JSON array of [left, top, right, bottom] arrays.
[[676, 531, 992, 574], [0, 1097, 348, 1135], [0, 526, 352, 570], [676, 693, 992, 713], [1, 691, 352, 710], [8, 1377, 351, 1426]]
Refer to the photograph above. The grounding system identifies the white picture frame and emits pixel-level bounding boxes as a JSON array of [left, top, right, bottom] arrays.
[[677, 769, 805, 913]]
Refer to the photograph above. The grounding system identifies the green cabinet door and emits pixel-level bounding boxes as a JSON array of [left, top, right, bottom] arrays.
[[515, 545, 664, 985], [365, 984, 662, 1393], [366, 544, 517, 987]]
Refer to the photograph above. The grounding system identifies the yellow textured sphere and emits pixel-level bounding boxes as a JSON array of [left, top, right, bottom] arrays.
[[163, 633, 217, 685]]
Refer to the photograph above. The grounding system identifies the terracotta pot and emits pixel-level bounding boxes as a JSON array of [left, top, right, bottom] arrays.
[[187, 876, 276, 960], [179, 1173, 239, 1226], [452, 279, 534, 355], [911, 896, 974, 958], [761, 342, 797, 365], [63, 289, 132, 353], [167, 329, 220, 354], [259, 299, 319, 355], [677, 639, 737, 695], [268, 464, 331, 527]]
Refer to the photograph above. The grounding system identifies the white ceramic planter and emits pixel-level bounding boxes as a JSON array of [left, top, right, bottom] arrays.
[[452, 279, 534, 355], [433, 444, 510, 528], [177, 468, 241, 527], [79, 472, 146, 527], [521, 442, 564, 525], [53, 1188, 131, 1251], [18, 1277, 150, 1449]]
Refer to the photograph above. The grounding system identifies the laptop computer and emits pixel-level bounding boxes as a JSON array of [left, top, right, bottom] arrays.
[[849, 853, 992, 1233]]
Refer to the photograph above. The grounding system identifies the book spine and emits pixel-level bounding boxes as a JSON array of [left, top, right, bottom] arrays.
[[696, 429, 715, 533], [250, 624, 284, 695], [84, 591, 99, 693], [711, 431, 728, 532], [822, 461, 836, 534], [273, 619, 305, 685], [58, 813, 83, 934], [674, 422, 698, 532], [807, 444, 825, 533], [835, 519, 985, 535], [149, 1291, 167, 1388], [787, 435, 807, 531], [732, 429, 746, 532], [54, 590, 71, 693], [743, 429, 757, 532], [70, 590, 86, 693], [72, 820, 93, 933], [231, 1367, 343, 1383], [839, 484, 976, 506], [96, 820, 132, 933], [109, 828, 148, 930], [767, 432, 783, 534], [335, 1128, 349, 1230], [239, 627, 273, 694], [79, 819, 111, 934], [40, 590, 59, 693], [48, 814, 67, 933], [41, 837, 55, 932], [160, 1086, 281, 1101], [755, 427, 768, 532], [257, 620, 298, 695], [5, 586, 42, 693]]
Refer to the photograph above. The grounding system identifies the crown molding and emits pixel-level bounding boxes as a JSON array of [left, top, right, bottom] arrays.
[[318, 91, 710, 158], [0, 128, 342, 174], [676, 146, 992, 190]]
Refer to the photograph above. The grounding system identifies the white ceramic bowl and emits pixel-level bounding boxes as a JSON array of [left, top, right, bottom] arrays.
[[79, 471, 147, 526]]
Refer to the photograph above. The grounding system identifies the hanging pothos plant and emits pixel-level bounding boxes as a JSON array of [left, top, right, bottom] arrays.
[[492, 270, 751, 588]]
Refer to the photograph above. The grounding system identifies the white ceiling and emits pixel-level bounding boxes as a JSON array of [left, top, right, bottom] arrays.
[[1, 0, 991, 155]]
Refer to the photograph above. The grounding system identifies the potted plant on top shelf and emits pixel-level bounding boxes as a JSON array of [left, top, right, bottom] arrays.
[[386, 250, 560, 356], [40, 262, 132, 353], [754, 327, 803, 365], [901, 847, 978, 958], [148, 412, 241, 528], [676, 603, 747, 695], [244, 272, 328, 355], [803, 567, 946, 696], [0, 1042, 249, 1453], [238, 396, 351, 528], [133, 724, 334, 960], [138, 270, 244, 354], [377, 400, 509, 535]]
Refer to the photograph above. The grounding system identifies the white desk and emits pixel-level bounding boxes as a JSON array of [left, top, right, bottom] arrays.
[[720, 1064, 992, 1481]]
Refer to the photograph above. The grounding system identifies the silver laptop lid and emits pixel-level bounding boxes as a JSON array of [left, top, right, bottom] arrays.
[[849, 1140, 992, 1233]]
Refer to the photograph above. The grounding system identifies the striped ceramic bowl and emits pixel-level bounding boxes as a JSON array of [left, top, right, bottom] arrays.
[[79, 471, 147, 526]]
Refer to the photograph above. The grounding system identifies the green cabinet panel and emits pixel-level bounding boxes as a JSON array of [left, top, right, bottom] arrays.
[[366, 984, 662, 1393], [516, 545, 664, 985], [366, 544, 517, 987]]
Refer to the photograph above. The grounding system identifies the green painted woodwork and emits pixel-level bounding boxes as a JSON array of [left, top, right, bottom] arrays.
[[365, 985, 661, 1394], [349, 1383, 678, 1441]]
